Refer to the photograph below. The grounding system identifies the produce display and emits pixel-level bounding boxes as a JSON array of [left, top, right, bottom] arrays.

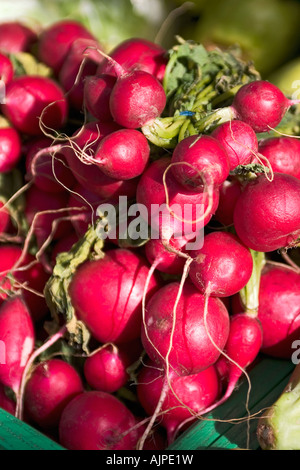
[[0, 14, 300, 452]]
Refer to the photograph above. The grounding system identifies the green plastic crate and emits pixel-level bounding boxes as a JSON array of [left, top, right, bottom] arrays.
[[0, 357, 294, 450]]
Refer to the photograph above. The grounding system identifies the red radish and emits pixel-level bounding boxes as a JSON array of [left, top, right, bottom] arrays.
[[229, 80, 299, 133], [137, 360, 220, 444], [24, 184, 72, 247], [136, 156, 220, 240], [58, 37, 103, 110], [214, 177, 242, 226], [0, 296, 35, 394], [144, 236, 188, 275], [59, 390, 139, 450], [0, 201, 9, 234], [1, 75, 68, 136], [83, 74, 116, 122], [94, 128, 150, 180], [170, 134, 230, 190], [258, 136, 300, 180], [0, 244, 49, 322], [109, 69, 167, 129], [187, 231, 253, 298], [62, 121, 138, 200], [0, 52, 14, 85], [24, 358, 84, 430], [0, 22, 37, 54], [181, 311, 263, 421], [25, 136, 76, 192], [83, 344, 131, 393], [0, 126, 22, 173], [141, 280, 230, 376], [251, 263, 300, 358], [233, 172, 300, 252], [97, 37, 167, 82], [211, 120, 258, 171], [68, 248, 160, 344], [37, 20, 96, 75], [0, 383, 16, 415]]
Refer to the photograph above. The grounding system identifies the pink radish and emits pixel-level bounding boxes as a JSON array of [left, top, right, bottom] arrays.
[[97, 37, 167, 82], [233, 172, 300, 252], [0, 296, 35, 394], [24, 358, 84, 430], [141, 279, 230, 376], [83, 343, 131, 393], [137, 359, 220, 444], [136, 156, 220, 240], [93, 128, 150, 180], [59, 390, 139, 450], [25, 136, 76, 192], [144, 236, 188, 275], [0, 21, 37, 54], [214, 177, 242, 226], [258, 136, 300, 180], [211, 120, 258, 171], [0, 244, 49, 322], [229, 80, 299, 133], [109, 68, 167, 129], [62, 121, 138, 200], [0, 52, 14, 85], [0, 126, 22, 173], [37, 20, 96, 75], [83, 74, 116, 122], [187, 231, 253, 298], [68, 248, 160, 344], [58, 37, 103, 110], [170, 134, 230, 190], [1, 75, 68, 136]]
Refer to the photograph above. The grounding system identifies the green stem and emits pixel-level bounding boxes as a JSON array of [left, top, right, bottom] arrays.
[[239, 250, 266, 316]]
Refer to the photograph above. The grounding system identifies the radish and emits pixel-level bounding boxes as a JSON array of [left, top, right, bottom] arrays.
[[37, 20, 96, 75], [24, 358, 84, 430], [97, 37, 167, 82], [25, 136, 76, 192], [136, 156, 220, 240], [211, 120, 258, 171], [141, 280, 230, 376], [58, 37, 103, 110], [187, 231, 253, 298], [137, 359, 220, 444], [109, 69, 167, 129], [170, 134, 230, 190], [1, 75, 68, 136], [62, 121, 138, 200], [83, 74, 116, 122], [0, 296, 35, 394], [83, 343, 131, 393], [93, 128, 150, 180], [229, 80, 299, 133], [258, 136, 300, 180], [233, 172, 300, 252], [0, 126, 22, 173], [68, 248, 160, 344], [0, 244, 49, 322], [0, 52, 14, 85], [214, 177, 242, 227], [58, 390, 139, 450], [144, 236, 188, 275], [0, 21, 37, 54], [0, 383, 16, 415]]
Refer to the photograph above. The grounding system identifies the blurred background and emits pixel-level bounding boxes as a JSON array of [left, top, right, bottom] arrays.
[[2, 0, 300, 94]]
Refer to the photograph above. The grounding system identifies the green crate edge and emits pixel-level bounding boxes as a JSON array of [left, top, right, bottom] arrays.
[[0, 357, 294, 450]]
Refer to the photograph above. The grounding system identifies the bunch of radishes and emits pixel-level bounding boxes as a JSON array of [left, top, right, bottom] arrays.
[[0, 18, 300, 452]]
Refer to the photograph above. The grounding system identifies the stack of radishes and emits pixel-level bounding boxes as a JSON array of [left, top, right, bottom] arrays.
[[0, 19, 300, 452]]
